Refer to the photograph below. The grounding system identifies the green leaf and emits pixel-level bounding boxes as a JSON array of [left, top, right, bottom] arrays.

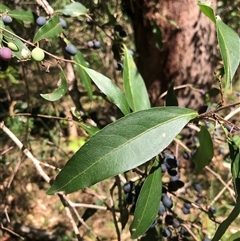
[[33, 16, 62, 43], [229, 231, 240, 241], [82, 66, 130, 115], [212, 196, 240, 241], [8, 10, 34, 22], [130, 158, 162, 239], [229, 137, 240, 196], [123, 44, 151, 111], [0, 4, 10, 13], [3, 26, 31, 60], [47, 107, 197, 194], [165, 83, 178, 106], [40, 66, 67, 101], [192, 126, 214, 173], [73, 51, 93, 100], [58, 2, 88, 17], [216, 18, 240, 89], [198, 2, 216, 23], [212, 137, 240, 241]]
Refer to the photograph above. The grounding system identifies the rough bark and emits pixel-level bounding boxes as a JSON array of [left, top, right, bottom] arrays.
[[123, 0, 217, 109]]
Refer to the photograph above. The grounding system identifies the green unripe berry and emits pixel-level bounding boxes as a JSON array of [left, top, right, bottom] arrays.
[[7, 42, 19, 52], [31, 47, 45, 61]]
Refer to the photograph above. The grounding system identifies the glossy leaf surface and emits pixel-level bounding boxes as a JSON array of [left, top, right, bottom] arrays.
[[58, 2, 88, 17], [47, 107, 197, 194], [40, 66, 67, 101], [216, 18, 240, 89], [193, 126, 213, 173], [73, 51, 93, 100], [123, 44, 150, 111], [33, 16, 62, 43], [130, 158, 161, 239], [82, 66, 130, 115]]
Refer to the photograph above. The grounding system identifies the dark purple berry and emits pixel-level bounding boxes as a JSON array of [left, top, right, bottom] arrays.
[[119, 29, 127, 38], [168, 168, 178, 176], [93, 41, 101, 49], [161, 163, 167, 172], [195, 198, 202, 205], [115, 62, 123, 71], [184, 202, 192, 209], [236, 92, 240, 97], [65, 44, 77, 56], [193, 183, 202, 193], [182, 207, 190, 215], [162, 195, 173, 209], [172, 218, 180, 228], [183, 152, 190, 160], [0, 47, 12, 61], [86, 18, 93, 25], [36, 16, 46, 26], [165, 215, 173, 225], [123, 181, 135, 194], [180, 226, 190, 236], [158, 202, 166, 216], [60, 17, 67, 28], [161, 228, 171, 238], [2, 15, 12, 24], [125, 192, 136, 204], [114, 24, 123, 32], [0, 58, 9, 71], [208, 206, 217, 216], [168, 181, 180, 192], [170, 173, 180, 182]]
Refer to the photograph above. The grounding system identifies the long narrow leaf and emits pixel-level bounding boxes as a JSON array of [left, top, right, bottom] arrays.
[[82, 66, 130, 115], [73, 51, 93, 100], [216, 18, 240, 89], [130, 158, 162, 239], [123, 44, 151, 111], [47, 107, 197, 194]]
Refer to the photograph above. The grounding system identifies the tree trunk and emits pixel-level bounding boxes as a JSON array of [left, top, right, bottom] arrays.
[[123, 0, 217, 108]]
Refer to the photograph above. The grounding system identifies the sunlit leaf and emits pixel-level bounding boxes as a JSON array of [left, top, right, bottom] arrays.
[[198, 2, 216, 23], [40, 66, 67, 101], [47, 107, 197, 194], [192, 126, 214, 173], [33, 16, 62, 43], [8, 10, 34, 22], [123, 44, 151, 111], [82, 66, 130, 115], [216, 18, 240, 89], [58, 2, 88, 17], [73, 51, 93, 100], [130, 158, 161, 239]]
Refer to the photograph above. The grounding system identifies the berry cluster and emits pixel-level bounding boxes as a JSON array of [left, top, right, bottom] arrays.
[[122, 149, 217, 240]]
